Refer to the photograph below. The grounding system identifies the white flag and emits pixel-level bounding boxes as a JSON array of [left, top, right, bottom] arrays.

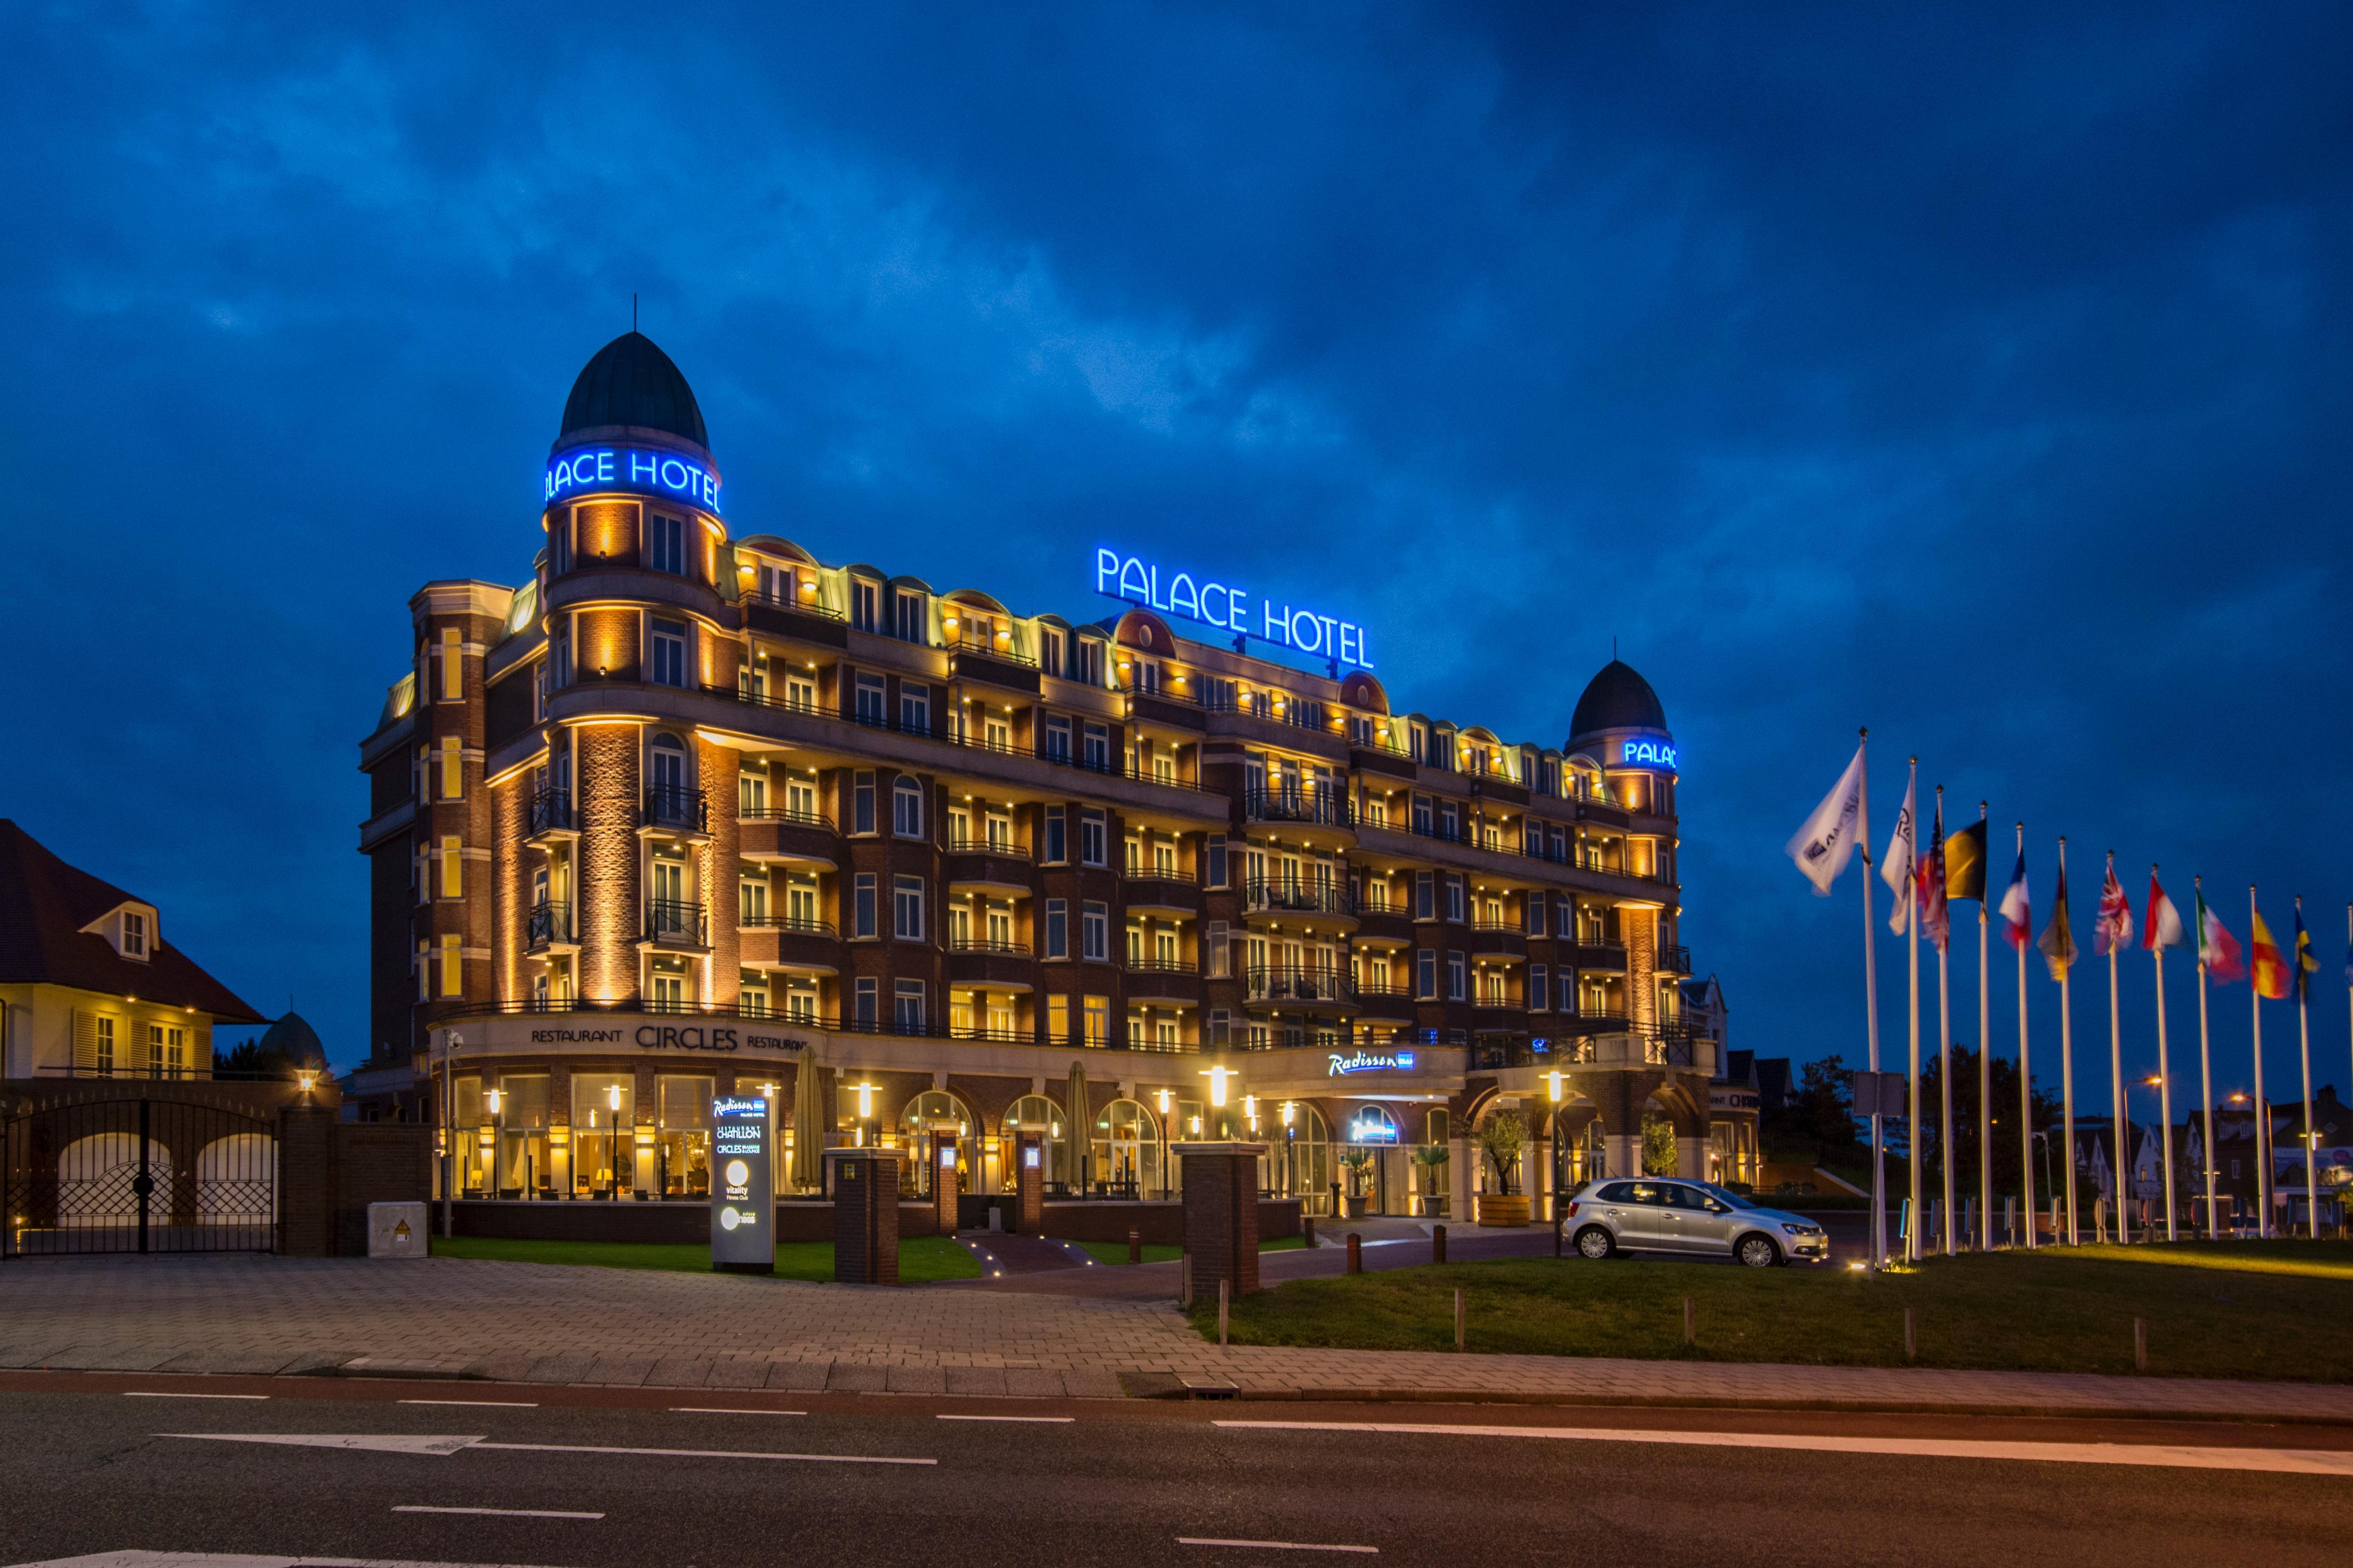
[[1786, 743, 1866, 896], [1880, 762, 1917, 930]]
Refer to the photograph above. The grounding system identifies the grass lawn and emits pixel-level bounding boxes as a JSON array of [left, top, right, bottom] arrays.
[[431, 1234, 982, 1284], [1189, 1239, 2353, 1381], [1072, 1235, 1309, 1267]]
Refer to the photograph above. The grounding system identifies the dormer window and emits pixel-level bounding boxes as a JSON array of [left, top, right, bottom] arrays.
[[121, 911, 148, 960]]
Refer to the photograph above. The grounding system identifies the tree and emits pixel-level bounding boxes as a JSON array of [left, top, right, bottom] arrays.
[[1479, 1109, 1526, 1195], [1641, 1110, 1678, 1175]]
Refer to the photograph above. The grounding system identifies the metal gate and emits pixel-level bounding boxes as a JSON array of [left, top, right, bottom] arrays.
[[2, 1097, 278, 1258]]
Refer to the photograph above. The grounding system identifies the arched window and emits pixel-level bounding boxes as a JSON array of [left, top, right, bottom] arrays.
[[1271, 1102, 1331, 1214], [1004, 1094, 1068, 1185], [899, 1089, 972, 1197], [1342, 1104, 1399, 1145], [1090, 1098, 1162, 1198], [649, 733, 689, 795]]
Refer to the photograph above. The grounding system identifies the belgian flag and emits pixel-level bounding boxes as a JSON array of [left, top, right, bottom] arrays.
[[1944, 818, 1988, 902]]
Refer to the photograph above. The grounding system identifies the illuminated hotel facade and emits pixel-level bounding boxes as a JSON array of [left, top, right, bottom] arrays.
[[356, 332, 1731, 1218]]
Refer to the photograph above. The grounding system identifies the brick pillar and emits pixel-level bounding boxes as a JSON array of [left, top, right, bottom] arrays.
[[830, 1148, 900, 1285], [278, 1103, 339, 1258], [1014, 1131, 1045, 1233], [1179, 1141, 1265, 1298], [1447, 1135, 1472, 1221], [932, 1126, 959, 1234]]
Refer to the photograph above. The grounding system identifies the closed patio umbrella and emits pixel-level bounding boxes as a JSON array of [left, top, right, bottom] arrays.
[[1065, 1057, 1090, 1192], [790, 1048, 825, 1190]]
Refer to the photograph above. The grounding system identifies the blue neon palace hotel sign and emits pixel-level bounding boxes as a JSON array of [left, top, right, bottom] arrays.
[[1095, 548, 1372, 670]]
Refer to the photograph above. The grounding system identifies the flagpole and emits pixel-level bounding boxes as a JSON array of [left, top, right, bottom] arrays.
[[2196, 877, 2217, 1241], [2017, 823, 2034, 1250], [1907, 760, 1922, 1263], [2058, 837, 2078, 1247], [2105, 850, 2126, 1244], [2297, 895, 2318, 1242], [2251, 886, 2271, 1238], [2153, 866, 2177, 1241], [1859, 731, 1885, 1271], [1978, 803, 1992, 1251], [1936, 787, 1954, 1255]]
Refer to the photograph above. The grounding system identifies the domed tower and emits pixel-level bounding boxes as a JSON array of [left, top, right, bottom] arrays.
[[1566, 659, 1674, 776]]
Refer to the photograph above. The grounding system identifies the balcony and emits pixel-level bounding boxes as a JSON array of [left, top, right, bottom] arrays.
[[1121, 684, 1210, 732], [1243, 966, 1356, 1009], [739, 806, 837, 866], [1561, 940, 1629, 972], [738, 915, 841, 972], [1242, 789, 1356, 842], [525, 789, 575, 841], [1348, 902, 1414, 944], [945, 934, 1035, 988], [1120, 867, 1201, 915], [1349, 978, 1416, 1019], [642, 786, 709, 837], [525, 900, 575, 953], [1467, 918, 1528, 958], [644, 898, 709, 948], [943, 839, 1034, 893], [1241, 879, 1354, 923], [1123, 955, 1201, 1002], [1553, 1005, 1631, 1036], [1657, 943, 1693, 974], [946, 630, 1041, 694], [743, 589, 850, 648]]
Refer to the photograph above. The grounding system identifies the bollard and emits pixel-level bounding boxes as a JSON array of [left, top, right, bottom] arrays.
[[1453, 1287, 1465, 1351], [2134, 1317, 2147, 1372], [1683, 1296, 1695, 1346], [1904, 1306, 1917, 1361], [1432, 1224, 1447, 1264], [1303, 1215, 1316, 1249], [1179, 1254, 1192, 1308], [1219, 1279, 1230, 1348], [1129, 1227, 1142, 1265], [1553, 1216, 1564, 1258], [1346, 1232, 1362, 1274]]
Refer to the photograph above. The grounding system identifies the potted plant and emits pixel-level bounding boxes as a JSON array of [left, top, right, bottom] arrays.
[[1340, 1150, 1374, 1218], [1477, 1109, 1530, 1227], [1411, 1144, 1450, 1217]]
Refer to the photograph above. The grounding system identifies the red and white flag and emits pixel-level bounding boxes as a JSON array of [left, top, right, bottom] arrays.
[[1920, 802, 1950, 952], [2142, 871, 2186, 951], [2094, 861, 2133, 957]]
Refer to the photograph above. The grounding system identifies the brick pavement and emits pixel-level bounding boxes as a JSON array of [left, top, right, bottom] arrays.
[[3, 1254, 2350, 1422]]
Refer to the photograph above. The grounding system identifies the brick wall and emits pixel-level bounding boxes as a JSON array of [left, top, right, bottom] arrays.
[[577, 724, 641, 1001]]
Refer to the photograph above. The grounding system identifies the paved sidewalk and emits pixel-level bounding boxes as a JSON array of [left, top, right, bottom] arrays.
[[4, 1254, 2350, 1421]]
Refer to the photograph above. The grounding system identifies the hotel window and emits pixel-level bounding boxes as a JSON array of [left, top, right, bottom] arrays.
[[1439, 801, 1460, 841], [1044, 899, 1068, 959], [550, 512, 572, 574], [439, 736, 463, 800], [854, 674, 886, 726], [852, 771, 876, 834], [787, 877, 818, 926], [1081, 723, 1109, 772], [1413, 871, 1434, 919], [739, 769, 768, 816], [893, 777, 925, 838], [1081, 901, 1109, 962], [899, 683, 930, 734], [551, 619, 571, 688], [1044, 716, 1071, 762], [1083, 995, 1109, 1046], [1072, 639, 1103, 686], [650, 971, 686, 1011], [1411, 796, 1433, 836], [1526, 893, 1546, 936], [94, 1016, 115, 1075], [1133, 660, 1159, 694], [1205, 833, 1227, 889], [121, 912, 147, 960], [853, 874, 878, 938], [786, 673, 815, 709], [892, 589, 926, 643], [851, 579, 879, 630], [894, 979, 926, 1033], [740, 878, 769, 922], [646, 512, 687, 576], [1415, 949, 1436, 1000], [1408, 723, 1427, 763], [1079, 808, 1106, 866], [416, 941, 430, 1000], [440, 934, 463, 998], [1040, 629, 1064, 677], [151, 1025, 185, 1076], [1044, 806, 1067, 864], [1207, 921, 1231, 977], [440, 836, 463, 899], [854, 977, 878, 1028], [893, 875, 925, 940], [1446, 952, 1466, 1002], [439, 628, 462, 701], [1047, 994, 1071, 1044], [1210, 1008, 1231, 1048], [1202, 677, 1236, 712], [1445, 876, 1466, 923], [649, 618, 689, 688]]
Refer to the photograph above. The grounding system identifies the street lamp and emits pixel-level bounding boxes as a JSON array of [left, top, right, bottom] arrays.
[[439, 1030, 464, 1239], [607, 1082, 624, 1199]]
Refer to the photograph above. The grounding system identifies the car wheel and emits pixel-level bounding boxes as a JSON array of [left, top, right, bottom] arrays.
[[1736, 1233, 1781, 1269], [1575, 1226, 1615, 1260]]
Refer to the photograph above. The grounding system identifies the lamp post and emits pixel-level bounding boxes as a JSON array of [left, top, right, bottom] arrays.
[[439, 1030, 464, 1239], [606, 1082, 623, 1199], [485, 1086, 501, 1197]]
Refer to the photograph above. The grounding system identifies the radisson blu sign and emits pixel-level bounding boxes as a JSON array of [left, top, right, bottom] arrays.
[[546, 446, 723, 514], [1328, 1049, 1414, 1077], [1095, 548, 1373, 670]]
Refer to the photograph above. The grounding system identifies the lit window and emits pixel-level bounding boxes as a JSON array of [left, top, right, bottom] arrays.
[[893, 777, 925, 838], [120, 912, 147, 960], [894, 979, 926, 1033], [647, 513, 687, 576], [649, 619, 689, 688], [1079, 809, 1106, 867], [894, 876, 925, 941], [440, 934, 463, 998]]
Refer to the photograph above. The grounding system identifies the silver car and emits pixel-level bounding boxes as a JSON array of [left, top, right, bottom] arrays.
[[1562, 1178, 1829, 1267]]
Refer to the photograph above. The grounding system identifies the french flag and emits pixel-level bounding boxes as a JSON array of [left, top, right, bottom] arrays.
[[1998, 848, 2031, 949]]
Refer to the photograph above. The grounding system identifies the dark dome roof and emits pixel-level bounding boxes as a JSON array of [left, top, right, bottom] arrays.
[[558, 332, 708, 450], [256, 1010, 326, 1066], [1570, 659, 1668, 739]]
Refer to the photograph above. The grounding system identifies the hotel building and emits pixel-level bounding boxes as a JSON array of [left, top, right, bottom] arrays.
[[355, 332, 1727, 1221]]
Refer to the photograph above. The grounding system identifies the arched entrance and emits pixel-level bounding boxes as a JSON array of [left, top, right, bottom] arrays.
[[1272, 1101, 1330, 1215], [1003, 1095, 1065, 1189], [897, 1090, 973, 1197], [1090, 1098, 1160, 1198]]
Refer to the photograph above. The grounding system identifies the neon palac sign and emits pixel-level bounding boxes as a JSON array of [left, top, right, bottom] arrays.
[[1619, 740, 1677, 769], [546, 446, 722, 513], [1095, 548, 1372, 669], [1329, 1050, 1414, 1077]]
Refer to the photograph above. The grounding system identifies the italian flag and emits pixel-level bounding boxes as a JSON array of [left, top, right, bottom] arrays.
[[2196, 890, 2243, 982]]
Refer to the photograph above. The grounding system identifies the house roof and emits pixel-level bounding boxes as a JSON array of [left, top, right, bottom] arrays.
[[0, 821, 263, 1024]]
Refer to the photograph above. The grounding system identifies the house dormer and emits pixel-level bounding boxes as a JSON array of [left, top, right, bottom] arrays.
[[81, 901, 159, 963]]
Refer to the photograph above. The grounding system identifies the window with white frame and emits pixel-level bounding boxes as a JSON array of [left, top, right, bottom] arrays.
[[649, 618, 689, 687], [899, 683, 930, 733], [647, 513, 687, 576], [1079, 808, 1106, 866], [1446, 951, 1466, 1001], [893, 776, 924, 838], [1044, 899, 1068, 959], [893, 875, 925, 940], [854, 675, 886, 725], [853, 874, 878, 938], [894, 979, 926, 1032], [1081, 901, 1108, 962]]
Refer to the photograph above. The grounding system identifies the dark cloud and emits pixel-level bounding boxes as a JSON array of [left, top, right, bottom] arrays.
[[3, 3, 2347, 1118]]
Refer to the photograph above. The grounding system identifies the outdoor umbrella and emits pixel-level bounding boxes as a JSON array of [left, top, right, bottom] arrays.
[[1065, 1056, 1090, 1192], [791, 1048, 824, 1190]]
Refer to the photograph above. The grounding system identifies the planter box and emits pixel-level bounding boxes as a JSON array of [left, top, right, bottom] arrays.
[[1476, 1193, 1530, 1228], [1344, 1195, 1369, 1219]]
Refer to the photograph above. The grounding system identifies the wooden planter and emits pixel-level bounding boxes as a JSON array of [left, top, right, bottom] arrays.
[[1476, 1193, 1530, 1227]]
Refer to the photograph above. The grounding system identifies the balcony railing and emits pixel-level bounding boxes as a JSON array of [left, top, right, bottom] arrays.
[[947, 935, 1031, 956], [1244, 966, 1352, 1004], [741, 914, 838, 938], [1243, 790, 1354, 828], [740, 805, 836, 832], [527, 789, 574, 835], [1123, 863, 1197, 884], [644, 898, 709, 945], [1123, 954, 1196, 975], [1658, 943, 1693, 973], [945, 835, 1030, 859], [526, 900, 573, 950], [643, 786, 708, 833], [743, 585, 848, 621], [430, 994, 1202, 1051], [946, 629, 1038, 666], [1241, 879, 1352, 918]]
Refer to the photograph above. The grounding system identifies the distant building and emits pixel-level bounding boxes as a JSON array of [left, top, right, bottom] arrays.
[[0, 820, 263, 1080]]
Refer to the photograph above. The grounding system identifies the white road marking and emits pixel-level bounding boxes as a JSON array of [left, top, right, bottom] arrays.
[[1214, 1421, 2353, 1477], [669, 1406, 805, 1415], [123, 1392, 267, 1400], [5, 1554, 580, 1567], [936, 1413, 1074, 1423], [1178, 1538, 1378, 1554], [398, 1399, 537, 1408], [161, 1433, 483, 1455], [393, 1505, 603, 1520], [474, 1441, 935, 1465]]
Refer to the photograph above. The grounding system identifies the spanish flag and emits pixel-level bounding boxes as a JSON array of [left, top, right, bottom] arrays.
[[2251, 909, 2291, 1000]]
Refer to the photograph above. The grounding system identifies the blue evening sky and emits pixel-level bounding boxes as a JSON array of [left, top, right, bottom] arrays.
[[4, 6, 2348, 1118]]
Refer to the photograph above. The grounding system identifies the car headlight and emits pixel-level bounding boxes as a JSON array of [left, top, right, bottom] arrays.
[[1781, 1222, 1822, 1236]]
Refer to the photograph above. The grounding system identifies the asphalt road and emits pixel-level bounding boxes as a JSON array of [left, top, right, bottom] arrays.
[[1, 1377, 2346, 1567]]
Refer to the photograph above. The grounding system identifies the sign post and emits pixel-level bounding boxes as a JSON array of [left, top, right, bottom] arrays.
[[711, 1092, 773, 1274]]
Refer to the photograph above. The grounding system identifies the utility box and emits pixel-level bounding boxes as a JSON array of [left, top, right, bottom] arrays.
[[367, 1201, 428, 1259]]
